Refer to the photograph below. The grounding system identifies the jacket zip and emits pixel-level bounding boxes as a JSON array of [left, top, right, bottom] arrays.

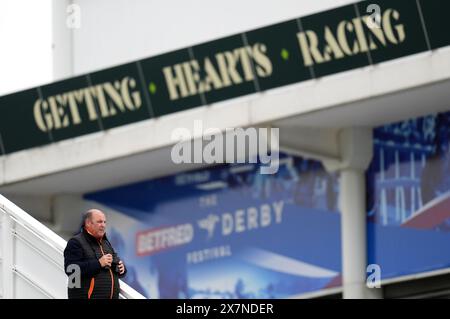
[[98, 240, 114, 299]]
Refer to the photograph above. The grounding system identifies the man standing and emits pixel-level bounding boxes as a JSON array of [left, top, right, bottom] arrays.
[[64, 209, 127, 299]]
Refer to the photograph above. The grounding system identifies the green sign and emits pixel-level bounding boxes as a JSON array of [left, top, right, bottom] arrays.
[[0, 0, 448, 155]]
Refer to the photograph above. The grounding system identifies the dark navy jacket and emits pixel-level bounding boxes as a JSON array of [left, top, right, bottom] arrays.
[[64, 228, 126, 299]]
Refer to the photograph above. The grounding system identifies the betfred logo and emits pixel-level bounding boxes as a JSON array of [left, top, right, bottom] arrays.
[[136, 223, 194, 256]]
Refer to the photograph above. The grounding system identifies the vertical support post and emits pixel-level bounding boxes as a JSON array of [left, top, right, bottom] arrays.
[[52, 0, 74, 81], [336, 128, 382, 299], [1, 212, 14, 298]]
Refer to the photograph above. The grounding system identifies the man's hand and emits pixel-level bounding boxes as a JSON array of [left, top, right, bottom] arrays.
[[118, 260, 125, 275], [99, 254, 112, 268]]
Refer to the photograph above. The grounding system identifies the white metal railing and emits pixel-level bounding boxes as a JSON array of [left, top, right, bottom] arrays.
[[0, 194, 146, 299]]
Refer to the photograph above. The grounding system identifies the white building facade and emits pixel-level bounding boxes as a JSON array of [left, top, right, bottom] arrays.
[[1, 0, 450, 298]]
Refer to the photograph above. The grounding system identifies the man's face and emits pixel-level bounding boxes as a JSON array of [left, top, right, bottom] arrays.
[[86, 210, 106, 239]]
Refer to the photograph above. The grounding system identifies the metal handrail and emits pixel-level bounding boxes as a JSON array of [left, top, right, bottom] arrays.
[[0, 194, 146, 299], [11, 221, 64, 269], [13, 266, 56, 299], [0, 195, 66, 252]]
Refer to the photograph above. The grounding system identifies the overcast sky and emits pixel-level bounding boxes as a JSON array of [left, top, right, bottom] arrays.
[[0, 0, 52, 96]]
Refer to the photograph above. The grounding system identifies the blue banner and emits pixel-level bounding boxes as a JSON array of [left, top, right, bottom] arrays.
[[85, 155, 341, 298], [367, 110, 450, 279]]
